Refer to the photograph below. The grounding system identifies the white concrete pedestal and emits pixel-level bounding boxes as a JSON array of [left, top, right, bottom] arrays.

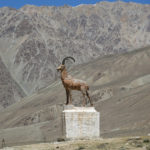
[[62, 105, 100, 139]]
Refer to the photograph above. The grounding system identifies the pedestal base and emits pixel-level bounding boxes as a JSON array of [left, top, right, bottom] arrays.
[[62, 105, 100, 139]]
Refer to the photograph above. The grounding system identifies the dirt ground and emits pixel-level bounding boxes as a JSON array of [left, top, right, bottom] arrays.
[[2, 136, 150, 150]]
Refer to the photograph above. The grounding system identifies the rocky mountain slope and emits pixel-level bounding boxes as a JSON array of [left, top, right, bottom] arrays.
[[0, 1, 150, 107], [0, 46, 150, 146], [0, 56, 25, 108]]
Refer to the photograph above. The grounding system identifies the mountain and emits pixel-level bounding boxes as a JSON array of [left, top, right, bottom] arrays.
[[0, 1, 150, 107], [0, 46, 150, 146]]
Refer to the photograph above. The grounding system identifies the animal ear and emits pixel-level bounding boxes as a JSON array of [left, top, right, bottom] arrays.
[[62, 65, 65, 68]]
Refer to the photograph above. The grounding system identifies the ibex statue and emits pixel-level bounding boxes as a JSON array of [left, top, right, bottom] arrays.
[[57, 57, 93, 106]]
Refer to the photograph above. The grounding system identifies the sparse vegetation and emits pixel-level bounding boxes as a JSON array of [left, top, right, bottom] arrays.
[[96, 143, 108, 149], [57, 138, 65, 142], [146, 145, 150, 150], [143, 139, 150, 143], [118, 146, 126, 150], [128, 138, 143, 148], [76, 145, 85, 150], [135, 143, 143, 148]]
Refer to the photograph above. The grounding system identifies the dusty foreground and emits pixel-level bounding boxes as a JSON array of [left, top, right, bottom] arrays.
[[2, 136, 150, 150]]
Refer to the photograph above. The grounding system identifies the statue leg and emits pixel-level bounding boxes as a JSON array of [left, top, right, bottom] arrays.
[[65, 89, 69, 105], [86, 91, 93, 106], [81, 90, 86, 106], [69, 90, 72, 104]]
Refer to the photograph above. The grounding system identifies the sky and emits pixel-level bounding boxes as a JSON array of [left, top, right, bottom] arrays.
[[0, 0, 150, 9]]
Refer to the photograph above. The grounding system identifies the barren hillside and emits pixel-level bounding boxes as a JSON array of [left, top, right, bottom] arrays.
[[0, 46, 150, 146]]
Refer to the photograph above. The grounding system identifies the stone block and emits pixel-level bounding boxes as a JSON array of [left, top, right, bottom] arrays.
[[62, 105, 100, 139]]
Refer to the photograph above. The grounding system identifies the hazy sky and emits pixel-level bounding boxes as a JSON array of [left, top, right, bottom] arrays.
[[0, 0, 149, 9]]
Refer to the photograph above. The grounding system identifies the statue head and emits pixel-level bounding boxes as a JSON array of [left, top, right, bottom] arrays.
[[57, 64, 65, 72]]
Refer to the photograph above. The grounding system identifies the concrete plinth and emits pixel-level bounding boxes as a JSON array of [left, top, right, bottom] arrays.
[[62, 105, 100, 139]]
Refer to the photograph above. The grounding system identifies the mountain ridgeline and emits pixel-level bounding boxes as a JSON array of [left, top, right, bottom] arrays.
[[0, 1, 150, 108]]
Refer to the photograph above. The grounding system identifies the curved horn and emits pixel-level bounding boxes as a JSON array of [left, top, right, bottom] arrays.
[[62, 56, 75, 65]]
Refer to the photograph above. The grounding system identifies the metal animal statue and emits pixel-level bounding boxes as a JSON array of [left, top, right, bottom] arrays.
[[57, 57, 93, 106]]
